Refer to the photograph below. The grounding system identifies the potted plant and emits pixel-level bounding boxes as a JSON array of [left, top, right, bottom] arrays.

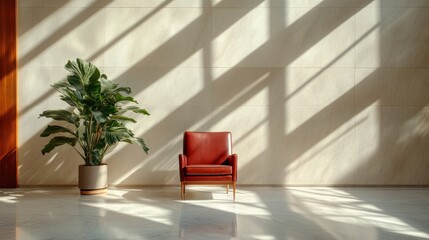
[[39, 58, 149, 195]]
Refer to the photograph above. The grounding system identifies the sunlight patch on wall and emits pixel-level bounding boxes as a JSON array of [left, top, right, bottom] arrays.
[[355, 5, 381, 67], [106, 66, 207, 107], [106, 0, 211, 8], [362, 0, 429, 8], [104, 7, 208, 68], [284, 106, 357, 184], [212, 71, 270, 106], [234, 120, 270, 166], [107, 137, 181, 186], [208, 105, 271, 185], [46, 153, 59, 165], [354, 102, 380, 164], [284, 7, 356, 68], [212, 0, 266, 8], [286, 117, 365, 184], [213, 7, 270, 67], [285, 5, 315, 26], [19, 0, 105, 8], [285, 68, 354, 108], [398, 106, 429, 144], [19, 7, 105, 67]]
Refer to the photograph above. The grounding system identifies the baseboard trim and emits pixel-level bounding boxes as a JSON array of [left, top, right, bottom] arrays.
[[15, 184, 429, 188], [237, 184, 429, 188]]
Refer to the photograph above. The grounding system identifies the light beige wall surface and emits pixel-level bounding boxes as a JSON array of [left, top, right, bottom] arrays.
[[18, 0, 429, 186]]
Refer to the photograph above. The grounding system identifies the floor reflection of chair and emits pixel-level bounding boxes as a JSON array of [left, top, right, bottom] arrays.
[[179, 203, 237, 239]]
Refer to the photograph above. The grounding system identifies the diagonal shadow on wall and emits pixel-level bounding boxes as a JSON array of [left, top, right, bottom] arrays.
[[18, 0, 429, 190], [103, 0, 374, 185]]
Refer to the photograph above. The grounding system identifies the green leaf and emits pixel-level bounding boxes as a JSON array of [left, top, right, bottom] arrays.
[[89, 66, 100, 84], [59, 88, 83, 108], [60, 95, 76, 107], [133, 108, 150, 116], [106, 119, 122, 127], [110, 115, 137, 123], [51, 79, 71, 90], [99, 104, 117, 116], [82, 98, 97, 110], [113, 94, 137, 103], [65, 58, 100, 87], [67, 75, 84, 91], [89, 149, 103, 165], [77, 58, 97, 83], [39, 110, 79, 127], [100, 77, 118, 94], [118, 106, 150, 116], [121, 139, 133, 144], [133, 137, 149, 154], [104, 126, 133, 146], [86, 76, 101, 98], [95, 139, 107, 149], [65, 60, 83, 79], [114, 87, 132, 94], [92, 111, 107, 123], [40, 125, 76, 137], [41, 136, 77, 155]]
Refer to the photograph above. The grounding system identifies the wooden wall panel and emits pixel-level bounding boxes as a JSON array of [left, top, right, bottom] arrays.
[[0, 0, 18, 188]]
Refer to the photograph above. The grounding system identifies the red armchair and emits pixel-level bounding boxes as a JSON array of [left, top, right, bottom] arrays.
[[179, 131, 238, 200]]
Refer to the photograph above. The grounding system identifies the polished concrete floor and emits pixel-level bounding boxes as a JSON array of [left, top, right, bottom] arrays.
[[0, 187, 428, 240]]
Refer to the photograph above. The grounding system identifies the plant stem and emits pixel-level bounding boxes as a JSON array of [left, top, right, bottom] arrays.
[[86, 117, 93, 165], [100, 144, 109, 161], [73, 147, 85, 160]]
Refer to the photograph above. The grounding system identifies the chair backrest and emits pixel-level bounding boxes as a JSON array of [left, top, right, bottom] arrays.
[[183, 131, 232, 165]]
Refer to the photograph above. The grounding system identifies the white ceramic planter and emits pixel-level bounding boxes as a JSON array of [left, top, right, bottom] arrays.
[[78, 164, 108, 195]]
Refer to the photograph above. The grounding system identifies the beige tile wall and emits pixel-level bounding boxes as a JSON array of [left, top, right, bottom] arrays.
[[18, 0, 429, 186]]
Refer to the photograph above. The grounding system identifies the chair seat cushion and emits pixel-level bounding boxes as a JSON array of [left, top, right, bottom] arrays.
[[185, 165, 232, 176], [183, 175, 233, 182]]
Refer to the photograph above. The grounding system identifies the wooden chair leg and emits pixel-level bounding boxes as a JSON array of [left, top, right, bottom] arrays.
[[181, 183, 185, 200], [233, 182, 236, 201], [226, 184, 229, 193]]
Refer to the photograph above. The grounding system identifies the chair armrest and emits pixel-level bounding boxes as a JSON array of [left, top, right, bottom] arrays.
[[228, 154, 238, 182], [178, 154, 187, 181]]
